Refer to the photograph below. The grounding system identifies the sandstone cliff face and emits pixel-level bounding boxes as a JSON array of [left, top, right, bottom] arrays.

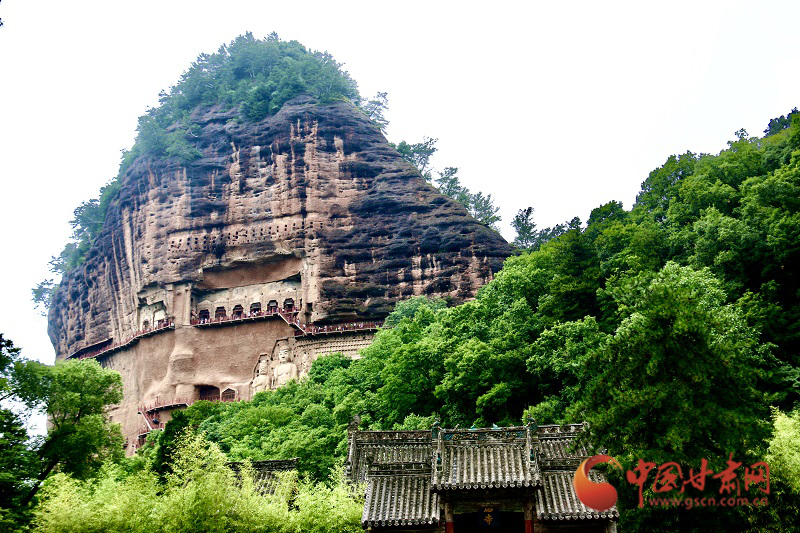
[[47, 95, 512, 451], [49, 95, 512, 359]]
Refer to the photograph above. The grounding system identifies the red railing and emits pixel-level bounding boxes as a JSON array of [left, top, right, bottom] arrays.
[[71, 309, 383, 362], [138, 396, 191, 415], [69, 320, 175, 361], [191, 307, 382, 337], [190, 307, 298, 326], [137, 420, 165, 437], [293, 320, 383, 336], [136, 394, 241, 439]]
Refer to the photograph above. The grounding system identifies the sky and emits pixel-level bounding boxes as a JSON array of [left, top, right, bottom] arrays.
[[0, 0, 798, 378]]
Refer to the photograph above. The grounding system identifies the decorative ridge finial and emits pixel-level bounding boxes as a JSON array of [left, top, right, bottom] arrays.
[[431, 418, 441, 439], [348, 414, 361, 432]]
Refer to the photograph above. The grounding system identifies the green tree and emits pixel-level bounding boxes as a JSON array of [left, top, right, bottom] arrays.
[[467, 191, 501, 230], [431, 167, 501, 229], [393, 137, 437, 181], [18, 359, 123, 506], [0, 337, 123, 527], [573, 263, 773, 465], [634, 151, 697, 221], [358, 91, 389, 134], [150, 400, 226, 481], [736, 408, 800, 532], [511, 207, 536, 249], [568, 264, 779, 531], [381, 295, 447, 328], [33, 433, 363, 533], [434, 167, 470, 206], [0, 335, 38, 527], [764, 107, 799, 137], [0, 410, 34, 529], [0, 334, 22, 400], [376, 301, 447, 427], [525, 317, 606, 423], [766, 408, 800, 493]]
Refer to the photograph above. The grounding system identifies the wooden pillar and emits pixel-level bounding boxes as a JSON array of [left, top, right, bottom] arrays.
[[524, 499, 534, 533], [444, 501, 454, 533]]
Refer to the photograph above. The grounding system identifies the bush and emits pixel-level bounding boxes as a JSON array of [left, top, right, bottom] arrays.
[[32, 433, 363, 533]]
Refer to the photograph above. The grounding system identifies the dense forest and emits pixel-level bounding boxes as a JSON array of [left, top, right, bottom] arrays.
[[13, 33, 800, 532]]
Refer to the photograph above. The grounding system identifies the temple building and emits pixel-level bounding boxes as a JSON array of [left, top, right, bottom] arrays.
[[346, 421, 618, 533]]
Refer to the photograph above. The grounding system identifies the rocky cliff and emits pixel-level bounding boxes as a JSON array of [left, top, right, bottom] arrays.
[[49, 95, 512, 359]]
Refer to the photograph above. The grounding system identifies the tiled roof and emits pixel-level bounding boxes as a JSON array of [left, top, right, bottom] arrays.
[[347, 423, 618, 529], [538, 438, 590, 459], [347, 430, 432, 483], [536, 423, 585, 438], [229, 458, 298, 494], [537, 438, 591, 471], [536, 470, 619, 521], [431, 427, 536, 490], [362, 463, 440, 528]]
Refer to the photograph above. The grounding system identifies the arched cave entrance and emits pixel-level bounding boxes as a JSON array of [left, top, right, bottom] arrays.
[[250, 302, 262, 315], [283, 298, 294, 312], [198, 385, 220, 402], [221, 388, 236, 402], [199, 309, 210, 322], [215, 307, 227, 319], [232, 305, 244, 319], [267, 300, 278, 313]]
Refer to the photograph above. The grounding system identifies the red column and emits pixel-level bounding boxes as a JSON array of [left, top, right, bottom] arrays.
[[444, 502, 455, 533], [524, 499, 534, 533]]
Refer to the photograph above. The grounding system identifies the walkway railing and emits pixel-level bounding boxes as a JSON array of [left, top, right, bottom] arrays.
[[136, 394, 241, 439], [191, 307, 383, 337], [68, 320, 175, 361], [138, 396, 191, 415], [293, 320, 383, 336], [190, 307, 298, 326], [70, 309, 383, 362], [137, 420, 165, 437]]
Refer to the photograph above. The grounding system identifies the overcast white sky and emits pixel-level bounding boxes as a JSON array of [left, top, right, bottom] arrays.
[[1, 0, 798, 374]]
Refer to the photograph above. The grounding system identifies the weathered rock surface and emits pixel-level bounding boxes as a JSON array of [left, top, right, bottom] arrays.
[[49, 95, 511, 357], [46, 95, 512, 450]]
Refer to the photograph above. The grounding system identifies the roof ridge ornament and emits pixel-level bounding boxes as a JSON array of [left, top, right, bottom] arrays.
[[430, 418, 441, 439]]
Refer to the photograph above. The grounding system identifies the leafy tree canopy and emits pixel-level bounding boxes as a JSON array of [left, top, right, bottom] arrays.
[[0, 336, 124, 530]]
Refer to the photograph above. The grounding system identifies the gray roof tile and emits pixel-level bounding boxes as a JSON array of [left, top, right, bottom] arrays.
[[347, 424, 618, 528], [362, 463, 440, 527], [228, 458, 298, 495], [536, 470, 619, 520], [433, 442, 534, 490]]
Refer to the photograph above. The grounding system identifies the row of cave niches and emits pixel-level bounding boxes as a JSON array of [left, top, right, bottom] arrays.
[[198, 385, 237, 402], [194, 299, 294, 322], [167, 221, 332, 252]]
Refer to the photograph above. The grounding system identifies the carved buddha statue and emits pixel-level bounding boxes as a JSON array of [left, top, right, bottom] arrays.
[[271, 347, 298, 388]]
